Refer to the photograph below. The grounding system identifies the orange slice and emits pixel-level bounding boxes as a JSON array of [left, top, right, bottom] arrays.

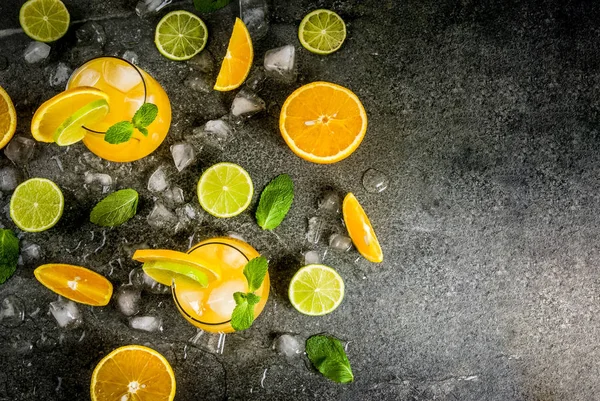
[[279, 81, 367, 164], [91, 345, 176, 401], [214, 18, 253, 91], [34, 264, 113, 306], [342, 193, 383, 263], [31, 87, 109, 142], [0, 86, 17, 150]]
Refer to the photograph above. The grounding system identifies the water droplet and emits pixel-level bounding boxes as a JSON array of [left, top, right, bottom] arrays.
[[362, 168, 389, 193]]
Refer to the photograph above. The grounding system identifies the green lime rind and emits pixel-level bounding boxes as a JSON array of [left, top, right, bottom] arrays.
[[288, 264, 345, 316], [155, 10, 208, 61], [197, 162, 254, 218], [19, 0, 70, 43], [143, 260, 209, 288], [10, 178, 64, 232], [53, 99, 109, 146], [298, 9, 347, 55]]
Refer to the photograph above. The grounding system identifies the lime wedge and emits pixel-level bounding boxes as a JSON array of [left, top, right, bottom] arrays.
[[288, 264, 345, 316], [19, 0, 70, 43], [10, 178, 64, 232], [155, 10, 208, 61], [53, 99, 109, 146], [298, 9, 347, 55], [143, 260, 208, 288], [197, 162, 253, 218]]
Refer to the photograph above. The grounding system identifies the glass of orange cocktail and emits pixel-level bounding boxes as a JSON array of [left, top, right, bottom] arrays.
[[67, 56, 171, 162], [172, 237, 270, 334]]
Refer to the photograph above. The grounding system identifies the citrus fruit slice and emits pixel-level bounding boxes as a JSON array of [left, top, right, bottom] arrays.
[[214, 17, 253, 91], [10, 178, 64, 232], [342, 193, 383, 263], [154, 10, 208, 61], [91, 345, 176, 401], [19, 0, 70, 43], [132, 249, 221, 286], [54, 99, 109, 146], [197, 162, 254, 218], [0, 86, 17, 150], [288, 264, 345, 316], [279, 81, 367, 164], [34, 264, 113, 306], [298, 9, 347, 55], [31, 87, 110, 143]]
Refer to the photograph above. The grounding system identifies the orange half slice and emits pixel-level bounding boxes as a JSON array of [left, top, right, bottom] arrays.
[[214, 18, 253, 91], [342, 193, 383, 263]]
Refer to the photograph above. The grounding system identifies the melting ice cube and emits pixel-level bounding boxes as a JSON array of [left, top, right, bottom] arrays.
[[4, 136, 35, 164], [302, 250, 321, 265], [76, 22, 106, 46], [102, 59, 142, 93], [115, 285, 142, 316], [306, 216, 325, 244], [147, 167, 169, 193], [135, 0, 172, 17], [49, 299, 83, 329], [328, 233, 352, 251], [240, 0, 269, 40], [188, 51, 214, 73], [162, 186, 185, 208], [170, 142, 195, 172], [191, 119, 234, 151], [184, 72, 212, 93], [245, 67, 267, 92], [175, 203, 203, 232], [84, 171, 113, 193], [318, 190, 341, 214], [272, 333, 304, 357], [122, 50, 139, 65], [147, 202, 178, 231], [362, 168, 389, 193], [20, 242, 42, 265], [264, 45, 296, 83], [129, 315, 163, 332], [24, 41, 50, 64], [0, 295, 25, 328], [0, 166, 22, 192], [48, 63, 73, 87], [231, 88, 266, 119]]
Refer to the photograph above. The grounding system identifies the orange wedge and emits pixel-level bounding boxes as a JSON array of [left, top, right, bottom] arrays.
[[0, 86, 17, 150], [279, 81, 367, 164], [31, 87, 109, 142], [214, 18, 253, 91], [91, 345, 176, 401], [34, 264, 113, 306], [342, 193, 383, 263]]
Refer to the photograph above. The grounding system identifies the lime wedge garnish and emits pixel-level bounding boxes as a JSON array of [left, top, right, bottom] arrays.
[[10, 178, 64, 232], [19, 0, 70, 43], [298, 9, 347, 55], [155, 10, 208, 61], [288, 264, 345, 316], [143, 260, 209, 288], [53, 99, 109, 146], [197, 162, 254, 218]]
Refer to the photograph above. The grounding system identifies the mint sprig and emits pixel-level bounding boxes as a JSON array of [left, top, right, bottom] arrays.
[[0, 229, 19, 284], [230, 256, 268, 331], [255, 174, 294, 230], [90, 189, 139, 227], [306, 335, 354, 384], [104, 103, 157, 144]]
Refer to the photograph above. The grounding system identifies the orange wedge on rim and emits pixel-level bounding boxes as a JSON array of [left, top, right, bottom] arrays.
[[342, 193, 383, 263], [34, 264, 113, 306], [91, 344, 176, 401], [279, 81, 367, 164], [31, 86, 109, 142], [0, 86, 17, 150], [214, 17, 253, 91]]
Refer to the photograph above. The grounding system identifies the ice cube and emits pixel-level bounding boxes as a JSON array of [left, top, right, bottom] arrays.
[[147, 167, 169, 193], [328, 233, 352, 251], [122, 50, 139, 65], [136, 0, 172, 17], [245, 67, 266, 92], [188, 329, 226, 354], [184, 72, 212, 93], [0, 295, 25, 328], [306, 216, 325, 244], [0, 166, 22, 191], [264, 45, 296, 83], [175, 203, 203, 231], [362, 168, 389, 193], [20, 242, 42, 264], [76, 22, 106, 46], [162, 186, 185, 208], [240, 0, 269, 40], [147, 202, 178, 231], [48, 63, 73, 87], [4, 136, 35, 164], [115, 285, 141, 316], [84, 171, 113, 193], [231, 88, 266, 119], [49, 299, 82, 329], [24, 41, 50, 64], [318, 190, 341, 213], [128, 267, 146, 288], [207, 280, 247, 320], [191, 119, 234, 151], [188, 51, 214, 73], [170, 142, 195, 172], [272, 333, 304, 357], [103, 59, 142, 93], [302, 250, 321, 265], [129, 315, 163, 332]]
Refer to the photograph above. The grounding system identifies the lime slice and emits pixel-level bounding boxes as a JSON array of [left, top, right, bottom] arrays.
[[19, 0, 70, 43], [155, 10, 208, 61], [143, 261, 209, 288], [197, 162, 253, 218], [10, 178, 64, 232], [53, 99, 109, 146], [298, 9, 347, 55], [288, 264, 345, 316]]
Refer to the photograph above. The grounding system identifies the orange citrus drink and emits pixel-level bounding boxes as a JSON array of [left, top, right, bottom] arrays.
[[172, 237, 269, 333], [67, 56, 171, 162]]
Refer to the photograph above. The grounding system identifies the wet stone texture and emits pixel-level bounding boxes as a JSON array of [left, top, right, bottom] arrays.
[[1, 0, 600, 400]]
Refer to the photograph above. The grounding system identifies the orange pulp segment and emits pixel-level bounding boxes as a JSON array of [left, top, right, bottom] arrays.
[[342, 193, 383, 263], [34, 263, 113, 306], [214, 18, 253, 91], [90, 344, 176, 401], [132, 249, 222, 284], [0, 86, 16, 150], [279, 81, 367, 164]]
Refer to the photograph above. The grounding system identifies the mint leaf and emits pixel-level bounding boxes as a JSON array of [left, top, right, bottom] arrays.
[[138, 127, 148, 137], [306, 335, 354, 384], [256, 174, 294, 230], [231, 291, 260, 331], [193, 0, 231, 12], [0, 229, 19, 284], [243, 256, 268, 293], [104, 121, 134, 144], [132, 103, 158, 129], [90, 189, 139, 227]]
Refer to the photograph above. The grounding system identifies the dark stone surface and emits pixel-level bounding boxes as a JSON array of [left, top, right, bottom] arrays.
[[2, 0, 600, 400]]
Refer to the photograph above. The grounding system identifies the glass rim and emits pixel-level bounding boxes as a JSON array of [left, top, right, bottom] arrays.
[[172, 240, 251, 327], [67, 55, 148, 134]]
